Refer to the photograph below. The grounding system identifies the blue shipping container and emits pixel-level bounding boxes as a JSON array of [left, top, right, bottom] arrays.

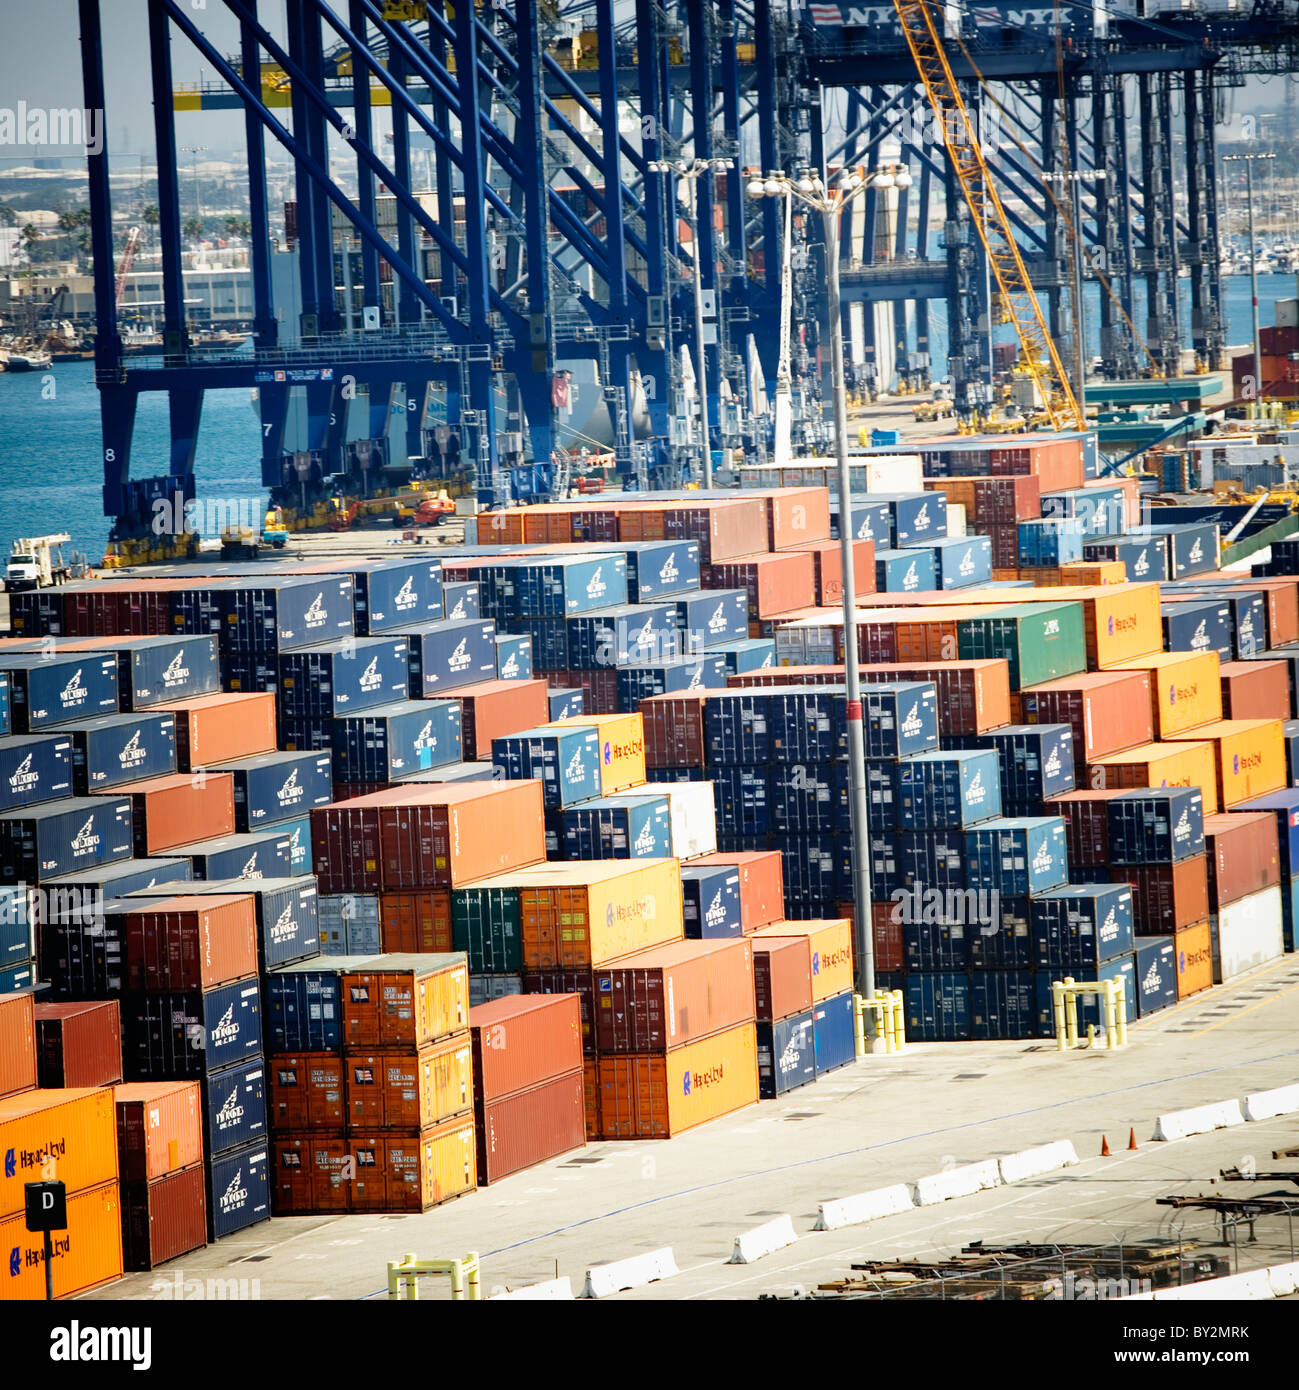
[[970, 971, 1039, 1039], [670, 590, 749, 648], [904, 972, 971, 1041], [332, 699, 462, 784], [758, 1011, 817, 1097], [680, 864, 743, 939], [0, 732, 73, 811], [492, 724, 602, 808], [201, 1058, 268, 1156], [104, 634, 220, 710], [812, 991, 857, 1074], [1135, 936, 1177, 1016], [0, 886, 28, 966], [617, 655, 729, 710], [277, 636, 411, 718], [0, 962, 34, 994], [1107, 788, 1205, 865], [1161, 601, 1233, 663], [220, 750, 333, 831], [965, 817, 1069, 897], [404, 618, 498, 697], [1030, 883, 1136, 972], [499, 554, 629, 618], [1, 653, 119, 732], [175, 827, 296, 881], [441, 581, 481, 622], [1147, 523, 1218, 579], [615, 540, 702, 601], [896, 749, 1002, 829], [903, 919, 972, 970], [349, 557, 443, 633], [220, 575, 355, 653], [834, 498, 895, 545], [0, 795, 134, 883], [124, 977, 264, 1078], [495, 633, 533, 681], [0, 672, 8, 736], [69, 711, 176, 794], [904, 535, 994, 590], [38, 903, 130, 998], [1083, 536, 1167, 582], [966, 895, 1033, 969], [265, 957, 379, 1052], [895, 830, 968, 892], [768, 760, 847, 835], [875, 547, 936, 594], [548, 687, 586, 721], [1017, 518, 1084, 568], [711, 765, 771, 837], [865, 682, 940, 758], [715, 639, 776, 675], [566, 603, 678, 668], [952, 724, 1075, 810], [207, 1139, 271, 1240], [561, 794, 672, 860], [871, 491, 947, 547]]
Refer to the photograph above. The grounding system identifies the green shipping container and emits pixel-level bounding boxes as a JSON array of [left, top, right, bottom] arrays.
[[956, 602, 1087, 691], [451, 885, 523, 972]]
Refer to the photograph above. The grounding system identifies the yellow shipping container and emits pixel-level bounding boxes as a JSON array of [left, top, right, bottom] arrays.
[[1086, 740, 1221, 814], [0, 1181, 122, 1300], [1168, 718, 1286, 808], [750, 919, 854, 1002], [542, 712, 646, 793], [0, 1089, 118, 1221], [519, 858, 683, 968], [596, 1021, 759, 1139], [1110, 650, 1223, 737]]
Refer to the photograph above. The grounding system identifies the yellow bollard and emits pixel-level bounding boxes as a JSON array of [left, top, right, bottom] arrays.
[[1053, 980, 1067, 1052], [1114, 980, 1128, 1049], [891, 990, 906, 1051], [853, 992, 866, 1059]]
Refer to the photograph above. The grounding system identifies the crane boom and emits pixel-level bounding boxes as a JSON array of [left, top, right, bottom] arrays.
[[891, 0, 1085, 431], [115, 226, 141, 309]]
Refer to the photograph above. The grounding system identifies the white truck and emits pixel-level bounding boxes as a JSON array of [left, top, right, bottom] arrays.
[[5, 534, 72, 592]]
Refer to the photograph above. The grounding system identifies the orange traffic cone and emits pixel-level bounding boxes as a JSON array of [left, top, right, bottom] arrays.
[[1128, 1128, 1139, 1151], [1100, 1134, 1111, 1156]]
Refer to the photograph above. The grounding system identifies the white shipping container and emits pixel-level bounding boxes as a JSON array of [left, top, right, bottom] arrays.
[[1213, 885, 1284, 984], [1276, 298, 1299, 329], [317, 892, 381, 955], [945, 502, 967, 538], [655, 781, 717, 860]]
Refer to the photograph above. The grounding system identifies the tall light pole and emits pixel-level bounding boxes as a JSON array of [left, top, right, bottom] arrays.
[[648, 156, 733, 488], [1225, 151, 1276, 409], [748, 162, 911, 1034], [181, 144, 208, 223]]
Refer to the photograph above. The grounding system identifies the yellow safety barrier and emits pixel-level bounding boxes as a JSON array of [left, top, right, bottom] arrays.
[[1051, 976, 1128, 1052], [854, 989, 906, 1057], [387, 1250, 482, 1301]]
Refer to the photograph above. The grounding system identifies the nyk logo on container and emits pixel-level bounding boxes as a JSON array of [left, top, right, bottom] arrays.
[[211, 1005, 241, 1044], [634, 822, 658, 856], [215, 1088, 244, 1129], [270, 903, 296, 942], [219, 1170, 248, 1212], [1133, 550, 1150, 577], [304, 593, 328, 627], [394, 576, 417, 610], [659, 554, 679, 586], [779, 1035, 803, 1073], [585, 566, 607, 601], [902, 562, 919, 591], [71, 818, 100, 855], [357, 657, 382, 692], [118, 731, 146, 768], [964, 769, 986, 805], [687, 664, 705, 691], [7, 755, 37, 793], [162, 650, 189, 685], [60, 669, 86, 705], [277, 769, 303, 805], [914, 502, 931, 532], [447, 638, 471, 673], [1143, 960, 1161, 992], [900, 703, 924, 740], [682, 1062, 724, 1094], [564, 747, 588, 783]]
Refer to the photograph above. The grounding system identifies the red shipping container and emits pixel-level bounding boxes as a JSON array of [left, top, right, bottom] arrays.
[[661, 498, 769, 563], [546, 668, 619, 715], [1112, 856, 1209, 935], [1241, 578, 1299, 648], [593, 938, 755, 1053], [34, 1000, 122, 1088], [1044, 790, 1132, 867], [1203, 812, 1280, 909], [115, 1081, 204, 1183], [1019, 670, 1153, 769], [156, 691, 277, 772], [861, 660, 1013, 736], [477, 1069, 585, 1185], [345, 1037, 474, 1130], [268, 1052, 345, 1130], [522, 968, 598, 1055], [1219, 660, 1291, 720], [120, 1164, 207, 1271], [273, 1134, 352, 1215], [454, 678, 550, 760], [469, 993, 583, 1100], [639, 691, 712, 768], [704, 551, 816, 621], [971, 474, 1042, 526], [753, 935, 814, 1021], [380, 891, 453, 953], [103, 771, 236, 856], [124, 893, 259, 991], [782, 539, 875, 607], [0, 993, 37, 1100], [349, 1116, 477, 1212], [690, 849, 784, 929], [728, 666, 846, 689]]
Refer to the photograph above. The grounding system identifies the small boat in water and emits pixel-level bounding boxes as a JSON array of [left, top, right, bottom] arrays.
[[0, 348, 53, 372]]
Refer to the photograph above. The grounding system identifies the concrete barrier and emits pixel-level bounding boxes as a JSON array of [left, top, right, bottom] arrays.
[[998, 1140, 1080, 1185], [913, 1158, 1002, 1206], [1242, 1083, 1299, 1123], [490, 1277, 575, 1301], [1122, 1267, 1281, 1301], [1152, 1099, 1246, 1142], [813, 1183, 915, 1231], [728, 1214, 798, 1264], [580, 1248, 679, 1299]]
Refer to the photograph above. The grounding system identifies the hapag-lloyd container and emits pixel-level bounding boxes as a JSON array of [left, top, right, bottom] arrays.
[[595, 1020, 759, 1139], [0, 731, 73, 811], [1111, 650, 1223, 738], [1204, 811, 1280, 907], [0, 1087, 119, 1219], [0, 1180, 122, 1298], [218, 574, 355, 652], [0, 993, 36, 1099], [491, 724, 601, 808], [67, 711, 176, 794], [1, 652, 119, 732], [341, 953, 469, 1048], [0, 794, 134, 883], [1174, 920, 1215, 998], [1018, 670, 1154, 769], [477, 1069, 585, 1185], [158, 691, 276, 772], [1088, 741, 1221, 814], [453, 679, 549, 760], [277, 637, 411, 718], [345, 1036, 474, 1129], [217, 750, 333, 831], [34, 1000, 122, 1087], [1167, 717, 1286, 809], [470, 993, 583, 1100], [593, 938, 755, 1053], [1213, 885, 1285, 982], [107, 770, 236, 856], [691, 850, 784, 930], [120, 1162, 208, 1271], [124, 893, 259, 991], [750, 920, 853, 1002], [404, 618, 498, 697], [57, 634, 220, 710]]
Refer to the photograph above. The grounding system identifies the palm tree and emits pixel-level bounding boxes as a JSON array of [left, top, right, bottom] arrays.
[[142, 203, 159, 257], [182, 216, 204, 246], [20, 224, 39, 257]]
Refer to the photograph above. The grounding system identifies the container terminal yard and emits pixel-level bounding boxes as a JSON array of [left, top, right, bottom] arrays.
[[4, 1, 1299, 1332]]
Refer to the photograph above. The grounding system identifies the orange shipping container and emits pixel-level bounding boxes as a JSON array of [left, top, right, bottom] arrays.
[[156, 691, 276, 772], [0, 1180, 122, 1300], [1175, 920, 1214, 1000], [1110, 651, 1223, 738], [342, 954, 469, 1049], [1086, 741, 1221, 814], [749, 920, 854, 1002], [763, 486, 832, 550], [0, 1088, 119, 1220], [1167, 718, 1285, 808], [114, 1081, 203, 1182], [582, 1057, 600, 1139], [596, 1021, 759, 1139], [0, 993, 37, 1100], [268, 1053, 346, 1131], [517, 858, 684, 968], [103, 771, 236, 855], [345, 1036, 474, 1129], [349, 1115, 477, 1212], [380, 891, 453, 953], [542, 711, 646, 793], [273, 1133, 351, 1215]]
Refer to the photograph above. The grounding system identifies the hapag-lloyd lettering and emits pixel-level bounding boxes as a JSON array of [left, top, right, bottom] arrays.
[[683, 1061, 725, 1095]]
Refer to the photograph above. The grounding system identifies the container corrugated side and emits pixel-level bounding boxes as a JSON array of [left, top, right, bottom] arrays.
[[120, 1163, 208, 1271], [0, 993, 37, 1099], [0, 1179, 122, 1299], [477, 1070, 585, 1185], [469, 993, 583, 1100], [0, 1087, 118, 1220], [114, 1080, 204, 1183]]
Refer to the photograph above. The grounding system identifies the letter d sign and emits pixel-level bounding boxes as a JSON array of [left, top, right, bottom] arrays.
[[24, 1180, 67, 1233]]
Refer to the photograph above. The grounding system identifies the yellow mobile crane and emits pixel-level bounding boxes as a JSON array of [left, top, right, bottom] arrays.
[[890, 0, 1086, 433]]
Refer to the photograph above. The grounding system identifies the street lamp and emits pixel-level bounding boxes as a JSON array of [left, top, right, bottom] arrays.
[[181, 145, 208, 224], [647, 156, 734, 488], [748, 162, 913, 1033], [1224, 151, 1276, 411]]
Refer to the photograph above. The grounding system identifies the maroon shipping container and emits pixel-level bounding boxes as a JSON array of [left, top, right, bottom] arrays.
[[1220, 660, 1291, 721], [1044, 790, 1132, 867], [986, 523, 1021, 570], [522, 969, 598, 1055], [469, 993, 583, 1101], [752, 936, 814, 1022], [120, 1164, 208, 1271], [115, 1081, 205, 1183], [592, 938, 755, 1053], [476, 1069, 585, 1185], [784, 538, 876, 606], [34, 1000, 123, 1088], [1111, 856, 1210, 934], [545, 669, 619, 715], [662, 498, 770, 564], [971, 474, 1042, 526], [1019, 670, 1153, 769], [870, 901, 904, 974], [454, 679, 549, 760], [1204, 812, 1280, 909], [704, 551, 816, 621], [124, 894, 259, 991], [0, 992, 37, 1100], [269, 1052, 346, 1131], [691, 850, 784, 930], [639, 691, 711, 768], [104, 771, 236, 856]]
